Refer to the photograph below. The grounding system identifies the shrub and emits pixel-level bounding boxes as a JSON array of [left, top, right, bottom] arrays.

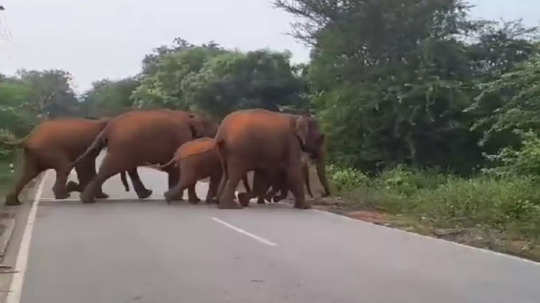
[[377, 165, 448, 196], [0, 129, 16, 160], [327, 164, 369, 192], [331, 164, 540, 239], [483, 130, 540, 178]]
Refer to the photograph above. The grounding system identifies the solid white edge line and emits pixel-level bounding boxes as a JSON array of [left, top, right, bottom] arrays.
[[211, 217, 278, 247], [6, 170, 50, 303], [311, 209, 540, 267]]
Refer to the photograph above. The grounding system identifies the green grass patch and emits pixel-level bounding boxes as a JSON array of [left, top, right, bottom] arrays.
[[326, 165, 540, 260]]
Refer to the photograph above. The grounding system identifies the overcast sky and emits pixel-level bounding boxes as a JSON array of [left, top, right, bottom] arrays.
[[0, 0, 539, 93]]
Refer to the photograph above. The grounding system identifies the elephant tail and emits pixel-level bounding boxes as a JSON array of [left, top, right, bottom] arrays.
[[120, 171, 130, 192], [71, 129, 107, 168], [215, 139, 227, 180], [156, 157, 177, 171]]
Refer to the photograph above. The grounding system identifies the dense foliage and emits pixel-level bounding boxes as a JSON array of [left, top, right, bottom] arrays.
[[80, 77, 140, 117], [131, 41, 306, 118], [275, 0, 539, 173]]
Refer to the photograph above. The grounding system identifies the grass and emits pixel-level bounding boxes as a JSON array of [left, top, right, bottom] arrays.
[[322, 165, 540, 261]]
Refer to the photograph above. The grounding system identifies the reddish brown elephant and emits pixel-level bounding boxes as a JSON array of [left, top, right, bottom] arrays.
[[3, 118, 150, 205], [74, 110, 217, 203], [156, 137, 250, 203], [215, 109, 329, 209]]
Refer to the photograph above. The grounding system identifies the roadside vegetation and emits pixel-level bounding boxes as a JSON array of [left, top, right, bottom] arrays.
[[324, 161, 540, 260], [1, 0, 540, 260]]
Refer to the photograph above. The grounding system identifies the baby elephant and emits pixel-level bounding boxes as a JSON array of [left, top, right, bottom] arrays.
[[162, 138, 249, 204]]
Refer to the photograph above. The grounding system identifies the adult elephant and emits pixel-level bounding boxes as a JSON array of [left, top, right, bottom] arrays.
[[2, 118, 150, 205], [74, 109, 217, 203], [216, 109, 330, 209]]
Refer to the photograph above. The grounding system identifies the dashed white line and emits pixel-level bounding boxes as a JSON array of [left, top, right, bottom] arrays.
[[211, 217, 278, 247], [6, 170, 50, 303]]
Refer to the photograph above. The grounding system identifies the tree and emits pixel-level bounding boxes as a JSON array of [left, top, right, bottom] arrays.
[[275, 0, 538, 173], [181, 50, 306, 118], [81, 77, 139, 117], [470, 52, 540, 148], [131, 44, 225, 110], [0, 77, 37, 136], [17, 69, 79, 118]]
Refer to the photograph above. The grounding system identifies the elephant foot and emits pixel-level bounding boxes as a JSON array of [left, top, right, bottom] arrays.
[[136, 189, 153, 200], [66, 181, 80, 193], [188, 197, 200, 204], [294, 202, 311, 209], [54, 191, 70, 200], [237, 193, 250, 207], [96, 192, 109, 199], [164, 191, 182, 203], [188, 194, 201, 203], [80, 192, 96, 204], [218, 201, 242, 209], [257, 198, 266, 205], [205, 198, 218, 204], [5, 194, 21, 206]]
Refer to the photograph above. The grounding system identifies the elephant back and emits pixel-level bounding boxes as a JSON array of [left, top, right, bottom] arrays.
[[178, 137, 216, 160]]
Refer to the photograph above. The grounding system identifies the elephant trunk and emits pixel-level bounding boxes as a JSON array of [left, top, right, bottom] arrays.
[[315, 151, 331, 197]]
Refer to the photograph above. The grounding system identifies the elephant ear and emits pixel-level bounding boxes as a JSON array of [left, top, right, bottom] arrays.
[[188, 114, 206, 138], [294, 116, 309, 148]]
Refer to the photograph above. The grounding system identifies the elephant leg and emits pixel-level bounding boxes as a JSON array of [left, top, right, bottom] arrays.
[[272, 175, 289, 202], [5, 154, 41, 206], [80, 154, 123, 203], [239, 171, 272, 207], [53, 159, 73, 200], [164, 165, 196, 204], [73, 158, 109, 199], [287, 165, 310, 209], [128, 168, 152, 199], [205, 171, 222, 204], [218, 160, 244, 209], [164, 181, 192, 204], [187, 184, 200, 203], [167, 170, 184, 201]]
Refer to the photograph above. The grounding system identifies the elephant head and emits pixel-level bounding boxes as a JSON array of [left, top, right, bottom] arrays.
[[293, 114, 331, 197], [188, 113, 219, 138]]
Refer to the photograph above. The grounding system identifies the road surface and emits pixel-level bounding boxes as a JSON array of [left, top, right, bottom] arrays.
[[4, 165, 540, 302]]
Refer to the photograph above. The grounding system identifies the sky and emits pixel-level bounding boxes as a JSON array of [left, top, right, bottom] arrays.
[[0, 0, 539, 93]]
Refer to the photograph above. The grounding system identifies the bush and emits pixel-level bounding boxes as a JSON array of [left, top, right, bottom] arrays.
[[412, 176, 540, 230], [327, 164, 369, 192], [0, 129, 17, 160], [377, 165, 448, 197], [330, 165, 540, 239], [483, 130, 540, 178]]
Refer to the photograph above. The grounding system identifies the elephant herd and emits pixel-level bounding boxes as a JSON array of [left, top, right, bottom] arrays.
[[4, 108, 331, 209]]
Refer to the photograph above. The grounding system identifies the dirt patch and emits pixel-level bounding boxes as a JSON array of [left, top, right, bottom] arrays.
[[347, 210, 387, 224]]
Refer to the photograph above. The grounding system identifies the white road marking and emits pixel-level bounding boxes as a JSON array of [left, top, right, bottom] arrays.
[[312, 209, 540, 267], [6, 171, 50, 303], [211, 217, 277, 247]]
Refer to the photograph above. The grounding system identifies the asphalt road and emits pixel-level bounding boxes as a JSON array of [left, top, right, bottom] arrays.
[[5, 164, 540, 302]]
